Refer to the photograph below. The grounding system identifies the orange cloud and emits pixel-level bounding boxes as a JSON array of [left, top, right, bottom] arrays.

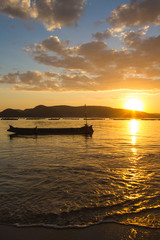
[[1, 32, 160, 91], [0, 32, 159, 92]]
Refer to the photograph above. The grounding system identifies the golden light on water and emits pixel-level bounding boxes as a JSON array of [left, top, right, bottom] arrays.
[[131, 136, 136, 145], [131, 147, 137, 154], [129, 119, 139, 153], [124, 98, 144, 111], [130, 119, 139, 136]]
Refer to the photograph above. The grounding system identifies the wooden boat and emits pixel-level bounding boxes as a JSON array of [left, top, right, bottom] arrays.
[[7, 124, 94, 135]]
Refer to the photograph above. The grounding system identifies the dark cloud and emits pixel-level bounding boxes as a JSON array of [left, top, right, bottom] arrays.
[[107, 0, 160, 27], [0, 0, 86, 31], [92, 29, 112, 41], [33, 0, 86, 29], [123, 30, 143, 48], [0, 0, 31, 20], [41, 36, 71, 56]]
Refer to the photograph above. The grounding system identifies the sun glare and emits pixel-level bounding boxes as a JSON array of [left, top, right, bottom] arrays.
[[124, 98, 144, 111]]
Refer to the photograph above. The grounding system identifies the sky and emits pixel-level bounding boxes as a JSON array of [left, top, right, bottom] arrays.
[[0, 0, 160, 113]]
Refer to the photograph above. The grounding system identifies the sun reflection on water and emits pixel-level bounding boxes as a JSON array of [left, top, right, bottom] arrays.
[[131, 136, 136, 145], [129, 119, 139, 151], [131, 147, 137, 154], [124, 120, 146, 205], [130, 119, 139, 136]]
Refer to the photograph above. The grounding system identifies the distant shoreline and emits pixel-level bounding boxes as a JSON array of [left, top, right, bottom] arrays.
[[1, 105, 160, 119]]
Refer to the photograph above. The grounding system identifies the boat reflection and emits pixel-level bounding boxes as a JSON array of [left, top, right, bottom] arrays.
[[8, 134, 38, 140], [8, 133, 92, 141]]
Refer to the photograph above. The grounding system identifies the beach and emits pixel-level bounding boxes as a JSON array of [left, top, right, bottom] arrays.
[[1, 223, 160, 240]]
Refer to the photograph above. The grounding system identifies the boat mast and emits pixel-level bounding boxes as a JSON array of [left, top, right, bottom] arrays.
[[84, 104, 88, 125]]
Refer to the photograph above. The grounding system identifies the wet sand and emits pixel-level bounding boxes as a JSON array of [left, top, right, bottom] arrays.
[[0, 223, 160, 240]]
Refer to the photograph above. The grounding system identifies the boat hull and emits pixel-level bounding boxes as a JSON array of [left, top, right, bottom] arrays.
[[7, 125, 94, 135]]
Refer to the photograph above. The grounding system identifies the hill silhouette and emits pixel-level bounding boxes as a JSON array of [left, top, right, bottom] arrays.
[[0, 105, 160, 119]]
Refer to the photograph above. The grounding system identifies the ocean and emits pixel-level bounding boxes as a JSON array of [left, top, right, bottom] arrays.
[[0, 118, 160, 230]]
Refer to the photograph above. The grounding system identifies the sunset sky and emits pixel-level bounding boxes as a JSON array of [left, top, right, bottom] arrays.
[[0, 0, 160, 113]]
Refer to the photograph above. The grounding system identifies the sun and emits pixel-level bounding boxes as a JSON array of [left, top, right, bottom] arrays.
[[124, 98, 144, 111]]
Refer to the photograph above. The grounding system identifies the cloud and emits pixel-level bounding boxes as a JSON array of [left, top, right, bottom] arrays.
[[0, 70, 98, 91], [92, 29, 112, 41], [1, 32, 160, 91], [0, 0, 86, 31], [25, 36, 92, 72], [123, 30, 143, 48], [138, 25, 149, 35], [0, 0, 31, 20], [92, 27, 128, 42], [40, 36, 72, 56], [0, 71, 60, 91], [33, 0, 86, 30], [107, 0, 160, 27]]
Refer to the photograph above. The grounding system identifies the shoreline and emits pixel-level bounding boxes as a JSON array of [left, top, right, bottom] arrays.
[[1, 223, 160, 240]]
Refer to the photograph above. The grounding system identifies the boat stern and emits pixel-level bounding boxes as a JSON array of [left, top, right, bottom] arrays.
[[7, 125, 15, 132], [84, 124, 94, 135]]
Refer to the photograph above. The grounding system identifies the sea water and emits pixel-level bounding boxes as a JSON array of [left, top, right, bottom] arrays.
[[0, 118, 160, 229]]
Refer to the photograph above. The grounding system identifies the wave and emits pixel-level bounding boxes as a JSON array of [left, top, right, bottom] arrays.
[[1, 205, 159, 230], [12, 218, 160, 230]]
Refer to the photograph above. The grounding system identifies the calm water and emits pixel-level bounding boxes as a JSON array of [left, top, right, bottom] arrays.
[[0, 119, 160, 229]]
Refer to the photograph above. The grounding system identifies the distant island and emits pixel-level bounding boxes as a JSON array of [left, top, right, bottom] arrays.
[[0, 105, 160, 119]]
